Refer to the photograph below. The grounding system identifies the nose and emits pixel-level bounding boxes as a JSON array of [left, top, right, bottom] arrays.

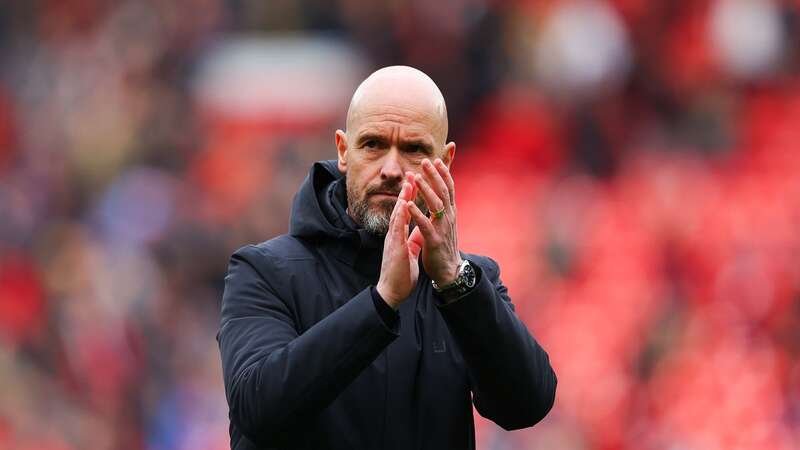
[[379, 148, 404, 182]]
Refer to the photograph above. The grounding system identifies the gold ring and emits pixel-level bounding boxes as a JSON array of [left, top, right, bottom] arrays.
[[431, 208, 445, 220]]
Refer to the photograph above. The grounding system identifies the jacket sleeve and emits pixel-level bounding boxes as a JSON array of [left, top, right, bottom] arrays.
[[435, 256, 557, 430], [217, 245, 399, 447]]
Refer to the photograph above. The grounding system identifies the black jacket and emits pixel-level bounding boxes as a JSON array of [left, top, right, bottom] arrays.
[[217, 160, 556, 450]]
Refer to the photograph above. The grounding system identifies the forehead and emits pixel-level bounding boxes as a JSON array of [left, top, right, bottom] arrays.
[[350, 100, 445, 143]]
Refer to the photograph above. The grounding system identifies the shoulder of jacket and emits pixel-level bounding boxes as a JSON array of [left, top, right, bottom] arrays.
[[233, 235, 316, 265]]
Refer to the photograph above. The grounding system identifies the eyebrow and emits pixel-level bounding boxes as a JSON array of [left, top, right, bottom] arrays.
[[356, 132, 388, 146], [355, 132, 434, 154]]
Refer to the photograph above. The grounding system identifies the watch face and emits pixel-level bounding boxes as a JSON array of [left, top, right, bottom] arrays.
[[464, 262, 476, 288], [433, 260, 477, 297]]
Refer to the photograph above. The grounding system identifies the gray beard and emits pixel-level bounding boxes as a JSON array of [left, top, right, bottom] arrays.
[[351, 199, 393, 235], [347, 180, 429, 235]]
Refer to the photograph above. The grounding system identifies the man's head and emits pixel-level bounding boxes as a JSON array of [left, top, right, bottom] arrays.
[[335, 66, 456, 235]]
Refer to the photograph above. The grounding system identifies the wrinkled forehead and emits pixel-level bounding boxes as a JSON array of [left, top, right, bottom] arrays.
[[352, 101, 444, 133]]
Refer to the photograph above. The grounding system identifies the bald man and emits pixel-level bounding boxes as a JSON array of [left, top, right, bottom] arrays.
[[218, 66, 557, 450]]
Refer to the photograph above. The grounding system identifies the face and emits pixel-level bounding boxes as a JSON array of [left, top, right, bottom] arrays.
[[336, 102, 454, 235]]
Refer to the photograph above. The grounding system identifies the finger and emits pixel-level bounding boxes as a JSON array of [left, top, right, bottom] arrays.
[[405, 171, 416, 195], [414, 173, 445, 215], [397, 181, 413, 210], [391, 182, 412, 225], [409, 225, 424, 252], [389, 181, 412, 233], [408, 201, 438, 243], [391, 200, 409, 249], [399, 179, 414, 203], [387, 183, 409, 232], [407, 172, 419, 204], [422, 159, 451, 207], [434, 159, 455, 205], [408, 225, 422, 259], [402, 210, 410, 251], [402, 202, 415, 253]]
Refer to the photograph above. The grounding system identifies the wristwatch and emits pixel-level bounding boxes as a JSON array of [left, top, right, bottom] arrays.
[[432, 260, 476, 301]]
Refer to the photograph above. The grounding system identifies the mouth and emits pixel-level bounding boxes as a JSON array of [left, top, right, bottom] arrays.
[[369, 192, 400, 200]]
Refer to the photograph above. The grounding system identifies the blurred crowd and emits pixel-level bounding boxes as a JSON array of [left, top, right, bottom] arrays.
[[1, 0, 800, 449]]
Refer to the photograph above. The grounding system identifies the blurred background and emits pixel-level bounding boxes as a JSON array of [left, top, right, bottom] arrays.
[[1, 0, 800, 449]]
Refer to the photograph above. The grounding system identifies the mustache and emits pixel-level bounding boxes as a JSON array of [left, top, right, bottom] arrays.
[[366, 181, 402, 196], [363, 179, 430, 215]]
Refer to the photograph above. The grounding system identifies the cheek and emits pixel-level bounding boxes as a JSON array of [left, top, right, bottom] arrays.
[[355, 165, 381, 187], [346, 169, 371, 200]]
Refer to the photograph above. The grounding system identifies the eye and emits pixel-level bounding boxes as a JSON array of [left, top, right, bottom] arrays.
[[363, 140, 379, 149], [404, 143, 430, 155]]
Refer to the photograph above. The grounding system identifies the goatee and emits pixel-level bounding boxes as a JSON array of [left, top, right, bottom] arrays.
[[347, 179, 429, 235]]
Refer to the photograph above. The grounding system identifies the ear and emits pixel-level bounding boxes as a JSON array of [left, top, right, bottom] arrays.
[[442, 141, 456, 167], [335, 130, 348, 174]]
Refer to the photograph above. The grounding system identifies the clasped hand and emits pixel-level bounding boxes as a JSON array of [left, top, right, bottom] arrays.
[[376, 158, 462, 308]]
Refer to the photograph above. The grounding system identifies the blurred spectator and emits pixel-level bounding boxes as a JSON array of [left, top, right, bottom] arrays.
[[0, 0, 799, 449]]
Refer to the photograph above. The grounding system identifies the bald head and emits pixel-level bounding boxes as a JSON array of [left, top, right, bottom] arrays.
[[345, 66, 449, 146]]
